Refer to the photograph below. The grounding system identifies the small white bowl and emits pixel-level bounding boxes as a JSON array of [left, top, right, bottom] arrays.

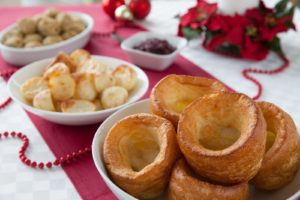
[[121, 32, 187, 71], [0, 12, 94, 66], [8, 56, 149, 126], [92, 99, 300, 200]]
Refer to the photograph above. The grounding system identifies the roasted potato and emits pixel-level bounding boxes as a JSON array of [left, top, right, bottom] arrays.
[[33, 89, 55, 111], [46, 52, 77, 73], [113, 65, 137, 91], [78, 59, 108, 74], [20, 77, 48, 101], [92, 99, 103, 111], [101, 86, 128, 109], [61, 99, 96, 113], [70, 49, 91, 68], [43, 62, 70, 79], [73, 73, 97, 101], [48, 74, 75, 101], [94, 72, 115, 93]]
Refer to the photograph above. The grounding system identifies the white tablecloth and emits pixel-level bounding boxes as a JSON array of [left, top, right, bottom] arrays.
[[1, 0, 299, 199]]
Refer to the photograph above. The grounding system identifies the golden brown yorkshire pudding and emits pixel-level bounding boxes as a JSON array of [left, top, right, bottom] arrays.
[[103, 113, 180, 199], [251, 102, 300, 190], [177, 92, 266, 184], [150, 75, 227, 126], [168, 159, 249, 200]]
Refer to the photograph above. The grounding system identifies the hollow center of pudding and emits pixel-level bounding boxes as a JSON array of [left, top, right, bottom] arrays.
[[173, 99, 194, 113], [261, 110, 278, 153], [198, 123, 240, 150], [161, 80, 218, 114], [119, 126, 160, 172], [193, 100, 247, 151], [265, 131, 276, 152]]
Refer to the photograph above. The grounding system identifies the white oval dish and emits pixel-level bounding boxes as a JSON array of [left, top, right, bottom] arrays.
[[8, 56, 149, 125], [92, 99, 300, 200], [0, 12, 94, 66]]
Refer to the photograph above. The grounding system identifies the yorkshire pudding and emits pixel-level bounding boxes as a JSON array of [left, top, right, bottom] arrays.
[[103, 113, 180, 199], [177, 92, 266, 184], [251, 102, 300, 190], [168, 159, 249, 200], [150, 75, 227, 126]]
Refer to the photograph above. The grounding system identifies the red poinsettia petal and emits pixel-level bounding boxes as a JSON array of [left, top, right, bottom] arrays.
[[207, 15, 225, 31], [180, 8, 197, 26], [246, 8, 264, 24], [203, 34, 226, 51], [226, 27, 244, 45], [241, 36, 268, 60]]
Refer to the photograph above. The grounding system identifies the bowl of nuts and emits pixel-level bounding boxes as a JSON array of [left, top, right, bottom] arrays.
[[7, 49, 149, 125], [0, 8, 94, 66]]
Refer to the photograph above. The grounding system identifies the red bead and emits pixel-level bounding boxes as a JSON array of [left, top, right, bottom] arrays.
[[66, 154, 71, 160], [25, 159, 31, 166], [0, 98, 12, 110], [46, 162, 52, 168], [53, 159, 60, 166], [31, 161, 37, 168], [0, 133, 2, 138], [72, 152, 77, 157], [17, 133, 23, 138], [22, 158, 27, 163], [19, 151, 24, 156], [60, 157, 66, 164], [4, 132, 8, 137], [78, 150, 83, 155], [23, 142, 29, 148], [38, 163, 44, 169], [10, 132, 16, 137]]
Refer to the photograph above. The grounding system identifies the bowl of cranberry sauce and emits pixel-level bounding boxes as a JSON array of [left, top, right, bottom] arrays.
[[121, 32, 187, 71]]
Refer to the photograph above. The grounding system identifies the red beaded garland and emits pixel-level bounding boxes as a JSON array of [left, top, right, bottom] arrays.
[[242, 54, 289, 100], [0, 130, 91, 169]]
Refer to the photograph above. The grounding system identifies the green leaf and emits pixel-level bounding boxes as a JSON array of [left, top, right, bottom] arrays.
[[286, 6, 295, 17], [267, 36, 283, 54], [182, 27, 202, 40], [276, 4, 295, 18], [275, 0, 289, 13], [216, 42, 240, 56]]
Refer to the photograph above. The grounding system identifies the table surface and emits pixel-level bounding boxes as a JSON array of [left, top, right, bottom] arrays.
[[1, 0, 300, 200]]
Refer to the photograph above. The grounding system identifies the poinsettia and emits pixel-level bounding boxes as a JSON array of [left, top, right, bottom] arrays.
[[178, 0, 295, 61], [178, 0, 217, 39]]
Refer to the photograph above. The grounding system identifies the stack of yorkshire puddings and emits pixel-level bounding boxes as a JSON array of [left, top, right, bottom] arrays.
[[103, 74, 300, 200]]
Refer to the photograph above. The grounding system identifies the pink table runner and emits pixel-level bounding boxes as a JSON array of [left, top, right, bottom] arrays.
[[0, 4, 220, 200]]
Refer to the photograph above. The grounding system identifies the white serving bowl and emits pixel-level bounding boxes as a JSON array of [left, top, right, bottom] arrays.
[[0, 12, 94, 66], [7, 56, 149, 126], [92, 99, 300, 200], [121, 32, 187, 71]]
